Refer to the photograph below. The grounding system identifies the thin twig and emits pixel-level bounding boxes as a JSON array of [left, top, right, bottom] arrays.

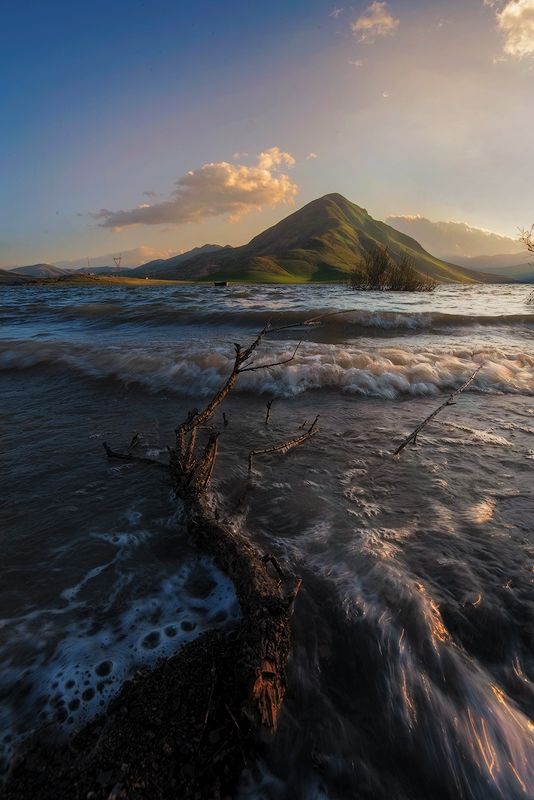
[[224, 703, 246, 764], [196, 665, 216, 754], [268, 309, 364, 335], [240, 341, 302, 373], [393, 366, 483, 456], [248, 416, 320, 474], [265, 400, 273, 426]]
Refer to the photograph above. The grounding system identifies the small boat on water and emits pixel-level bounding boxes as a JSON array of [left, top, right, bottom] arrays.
[[214, 281, 228, 287]]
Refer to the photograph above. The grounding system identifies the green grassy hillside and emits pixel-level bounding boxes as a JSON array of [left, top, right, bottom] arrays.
[[146, 194, 499, 283]]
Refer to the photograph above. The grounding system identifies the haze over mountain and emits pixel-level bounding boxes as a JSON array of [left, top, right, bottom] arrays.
[[133, 194, 499, 284], [450, 253, 534, 283], [7, 263, 130, 277], [386, 215, 525, 261], [56, 246, 177, 270]]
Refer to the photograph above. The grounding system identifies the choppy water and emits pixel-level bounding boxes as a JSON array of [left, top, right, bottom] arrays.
[[0, 283, 533, 798]]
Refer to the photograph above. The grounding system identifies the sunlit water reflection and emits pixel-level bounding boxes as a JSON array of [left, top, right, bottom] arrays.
[[0, 283, 533, 798]]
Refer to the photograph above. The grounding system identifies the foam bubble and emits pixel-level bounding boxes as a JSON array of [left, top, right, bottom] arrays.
[[0, 557, 239, 774]]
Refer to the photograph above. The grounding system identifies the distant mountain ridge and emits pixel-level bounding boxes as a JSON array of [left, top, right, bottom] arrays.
[[130, 245, 225, 277], [449, 252, 534, 283], [0, 269, 37, 284], [10, 264, 67, 278], [134, 194, 503, 283]]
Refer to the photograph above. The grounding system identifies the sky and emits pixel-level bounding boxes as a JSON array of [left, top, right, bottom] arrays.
[[1, 0, 534, 267]]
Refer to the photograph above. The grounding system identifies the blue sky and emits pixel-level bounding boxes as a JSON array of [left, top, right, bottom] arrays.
[[1, 0, 533, 266]]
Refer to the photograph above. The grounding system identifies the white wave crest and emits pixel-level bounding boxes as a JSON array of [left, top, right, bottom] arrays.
[[1, 339, 533, 400]]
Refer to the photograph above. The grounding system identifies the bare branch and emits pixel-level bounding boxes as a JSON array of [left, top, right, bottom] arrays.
[[265, 400, 273, 426], [519, 224, 534, 254], [393, 366, 482, 457], [176, 323, 272, 453], [248, 416, 320, 474], [240, 341, 302, 373], [191, 433, 220, 493], [268, 310, 348, 334]]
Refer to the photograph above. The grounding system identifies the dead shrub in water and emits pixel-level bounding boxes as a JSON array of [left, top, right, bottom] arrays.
[[349, 246, 436, 292]]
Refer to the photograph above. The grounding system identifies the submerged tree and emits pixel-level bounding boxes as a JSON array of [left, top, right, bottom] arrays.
[[520, 224, 534, 253], [519, 224, 534, 303], [349, 245, 436, 292]]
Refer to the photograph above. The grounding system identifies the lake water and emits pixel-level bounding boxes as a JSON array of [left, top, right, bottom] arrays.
[[1, 283, 533, 799]]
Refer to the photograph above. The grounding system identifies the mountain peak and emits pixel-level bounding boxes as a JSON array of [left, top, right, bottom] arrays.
[[136, 194, 497, 284]]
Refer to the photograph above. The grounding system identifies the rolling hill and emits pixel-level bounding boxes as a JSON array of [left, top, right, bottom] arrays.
[[130, 245, 225, 277], [0, 269, 36, 284], [9, 264, 67, 278], [138, 194, 501, 283]]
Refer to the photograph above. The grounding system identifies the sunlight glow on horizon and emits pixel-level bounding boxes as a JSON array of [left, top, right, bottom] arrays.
[[1, 0, 533, 267]]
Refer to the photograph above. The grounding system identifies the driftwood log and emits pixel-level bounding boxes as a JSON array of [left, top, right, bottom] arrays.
[[4, 325, 315, 800], [168, 323, 305, 732]]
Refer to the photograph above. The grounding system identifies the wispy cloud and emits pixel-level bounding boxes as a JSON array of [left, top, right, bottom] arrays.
[[348, 58, 364, 66], [306, 152, 319, 160], [94, 148, 298, 230], [496, 0, 534, 58], [142, 190, 157, 197], [351, 1, 399, 42]]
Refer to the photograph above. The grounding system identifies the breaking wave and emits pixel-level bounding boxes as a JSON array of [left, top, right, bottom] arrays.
[[1, 339, 533, 400]]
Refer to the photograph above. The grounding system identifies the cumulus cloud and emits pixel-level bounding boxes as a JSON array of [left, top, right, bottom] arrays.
[[496, 0, 534, 57], [256, 147, 295, 170], [94, 147, 298, 230], [386, 214, 525, 257], [351, 2, 399, 42]]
